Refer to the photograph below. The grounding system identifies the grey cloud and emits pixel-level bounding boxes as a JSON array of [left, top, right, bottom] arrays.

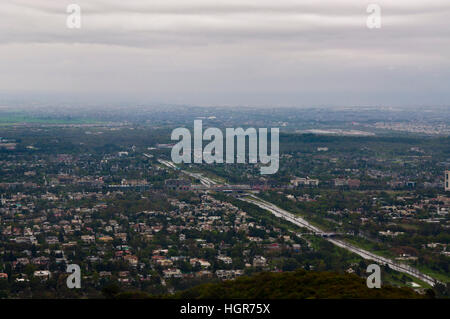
[[0, 0, 449, 107]]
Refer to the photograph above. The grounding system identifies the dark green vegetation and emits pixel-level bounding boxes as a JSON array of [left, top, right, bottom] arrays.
[[110, 270, 423, 299], [193, 133, 450, 185], [175, 270, 423, 299]]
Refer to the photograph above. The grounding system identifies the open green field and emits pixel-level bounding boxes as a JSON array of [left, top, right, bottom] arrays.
[[0, 113, 100, 125], [414, 265, 450, 283]]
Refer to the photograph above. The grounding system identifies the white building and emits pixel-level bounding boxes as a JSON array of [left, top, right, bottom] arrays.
[[34, 270, 51, 281], [291, 177, 319, 187], [253, 256, 267, 268]]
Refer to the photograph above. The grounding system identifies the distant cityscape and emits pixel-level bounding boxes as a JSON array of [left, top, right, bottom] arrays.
[[0, 106, 448, 298]]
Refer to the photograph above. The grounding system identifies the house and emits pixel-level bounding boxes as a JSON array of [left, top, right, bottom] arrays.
[[190, 258, 211, 269], [347, 179, 361, 188], [81, 235, 95, 244], [156, 259, 173, 268], [46, 236, 59, 245], [123, 255, 139, 267], [253, 256, 267, 267], [164, 179, 191, 191], [265, 243, 281, 251], [216, 270, 235, 280], [163, 268, 182, 278], [217, 256, 233, 264], [99, 271, 112, 278], [115, 233, 127, 241], [291, 177, 319, 187], [34, 270, 51, 281], [98, 236, 113, 243], [31, 256, 50, 265], [195, 270, 213, 278], [334, 179, 347, 187]]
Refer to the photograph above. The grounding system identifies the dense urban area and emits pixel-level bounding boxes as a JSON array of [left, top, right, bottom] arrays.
[[0, 106, 448, 298]]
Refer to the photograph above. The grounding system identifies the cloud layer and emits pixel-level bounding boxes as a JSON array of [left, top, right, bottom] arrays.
[[1, 0, 449, 106]]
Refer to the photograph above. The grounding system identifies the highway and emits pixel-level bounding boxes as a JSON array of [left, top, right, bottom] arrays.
[[182, 170, 217, 187], [155, 157, 441, 287], [242, 195, 441, 287], [157, 159, 218, 187]]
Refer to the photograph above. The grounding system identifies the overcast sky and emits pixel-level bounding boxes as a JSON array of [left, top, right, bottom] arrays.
[[1, 0, 449, 107]]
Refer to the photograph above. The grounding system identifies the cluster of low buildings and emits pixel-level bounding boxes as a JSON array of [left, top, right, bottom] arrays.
[[0, 190, 306, 293]]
